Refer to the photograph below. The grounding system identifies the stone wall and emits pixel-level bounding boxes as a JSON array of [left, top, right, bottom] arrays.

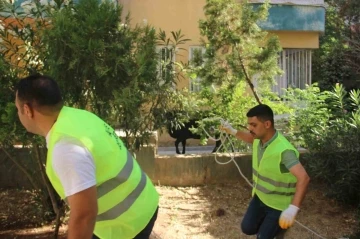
[[0, 145, 309, 189], [0, 146, 253, 189], [153, 153, 252, 186], [0, 148, 39, 189]]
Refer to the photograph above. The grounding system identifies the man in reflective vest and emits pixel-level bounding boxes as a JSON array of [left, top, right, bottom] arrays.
[[221, 104, 310, 239], [15, 74, 159, 239]]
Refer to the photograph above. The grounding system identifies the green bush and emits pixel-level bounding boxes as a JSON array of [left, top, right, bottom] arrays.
[[286, 83, 360, 205]]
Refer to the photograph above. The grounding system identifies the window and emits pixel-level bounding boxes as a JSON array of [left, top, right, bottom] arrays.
[[189, 46, 206, 92], [272, 49, 312, 96], [156, 46, 175, 86]]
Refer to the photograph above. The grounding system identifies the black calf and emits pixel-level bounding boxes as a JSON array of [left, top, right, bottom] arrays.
[[167, 119, 221, 154]]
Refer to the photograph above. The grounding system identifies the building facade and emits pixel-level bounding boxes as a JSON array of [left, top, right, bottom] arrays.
[[120, 0, 325, 95]]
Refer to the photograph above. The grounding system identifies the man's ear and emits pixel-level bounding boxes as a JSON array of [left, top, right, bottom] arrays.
[[264, 120, 272, 129], [23, 103, 34, 118]]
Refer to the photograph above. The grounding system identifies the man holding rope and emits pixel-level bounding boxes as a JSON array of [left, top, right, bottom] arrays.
[[221, 104, 310, 239]]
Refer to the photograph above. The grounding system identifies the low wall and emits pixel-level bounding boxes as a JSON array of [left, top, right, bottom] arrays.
[[0, 146, 307, 189], [134, 146, 253, 186], [0, 148, 39, 189], [154, 154, 253, 186], [138, 146, 253, 186], [135, 146, 308, 186], [0, 146, 253, 189]]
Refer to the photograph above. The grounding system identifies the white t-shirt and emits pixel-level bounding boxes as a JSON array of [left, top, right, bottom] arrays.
[[46, 133, 96, 197]]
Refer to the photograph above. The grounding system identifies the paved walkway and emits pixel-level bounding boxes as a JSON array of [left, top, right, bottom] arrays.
[[157, 146, 216, 155], [157, 145, 306, 155]]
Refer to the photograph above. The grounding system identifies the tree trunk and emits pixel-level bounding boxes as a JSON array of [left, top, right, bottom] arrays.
[[239, 57, 262, 105], [53, 203, 65, 239]]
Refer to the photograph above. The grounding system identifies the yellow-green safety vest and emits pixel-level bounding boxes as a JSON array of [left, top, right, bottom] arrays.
[[46, 106, 159, 239], [252, 133, 298, 211]]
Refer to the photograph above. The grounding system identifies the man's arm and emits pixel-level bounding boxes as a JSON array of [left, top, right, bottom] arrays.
[[52, 139, 98, 239], [67, 186, 98, 239], [233, 130, 254, 144], [279, 154, 310, 229], [289, 163, 310, 207], [220, 123, 254, 144]]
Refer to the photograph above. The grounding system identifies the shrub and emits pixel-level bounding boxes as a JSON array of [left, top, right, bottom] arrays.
[[286, 83, 360, 205]]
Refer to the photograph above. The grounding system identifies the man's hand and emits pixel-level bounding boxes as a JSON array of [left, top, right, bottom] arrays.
[[220, 121, 237, 136], [279, 204, 299, 229]]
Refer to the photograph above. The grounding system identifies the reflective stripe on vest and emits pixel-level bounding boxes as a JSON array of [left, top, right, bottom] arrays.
[[97, 151, 134, 198], [96, 151, 147, 222], [253, 181, 295, 196], [253, 168, 297, 188]]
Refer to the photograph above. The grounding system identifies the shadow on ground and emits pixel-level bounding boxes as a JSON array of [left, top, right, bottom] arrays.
[[152, 181, 358, 239], [0, 228, 66, 239], [0, 181, 358, 238]]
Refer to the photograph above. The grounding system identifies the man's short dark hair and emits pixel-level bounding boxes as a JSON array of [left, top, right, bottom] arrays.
[[246, 104, 274, 127], [16, 74, 63, 111]]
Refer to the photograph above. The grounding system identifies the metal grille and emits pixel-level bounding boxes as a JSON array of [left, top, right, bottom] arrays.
[[157, 46, 175, 81], [272, 49, 312, 96]]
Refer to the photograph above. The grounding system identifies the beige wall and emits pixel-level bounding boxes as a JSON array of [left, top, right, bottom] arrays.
[[119, 0, 206, 91], [119, 0, 321, 49], [120, 0, 206, 44], [270, 31, 320, 49]]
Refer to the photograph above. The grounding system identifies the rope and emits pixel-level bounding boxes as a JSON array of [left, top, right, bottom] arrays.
[[199, 117, 327, 239]]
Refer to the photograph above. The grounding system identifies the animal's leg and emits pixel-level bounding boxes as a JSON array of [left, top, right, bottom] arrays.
[[212, 133, 223, 153], [212, 139, 221, 153], [230, 141, 235, 152], [175, 139, 181, 154], [182, 139, 186, 154]]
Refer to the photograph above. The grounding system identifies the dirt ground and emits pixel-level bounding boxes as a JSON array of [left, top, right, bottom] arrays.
[[0, 182, 358, 239]]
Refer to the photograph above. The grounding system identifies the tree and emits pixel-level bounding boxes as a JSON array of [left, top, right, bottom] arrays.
[[196, 0, 281, 103], [329, 0, 360, 36], [184, 0, 289, 150], [0, 1, 66, 237], [43, 0, 189, 149], [312, 0, 360, 91]]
